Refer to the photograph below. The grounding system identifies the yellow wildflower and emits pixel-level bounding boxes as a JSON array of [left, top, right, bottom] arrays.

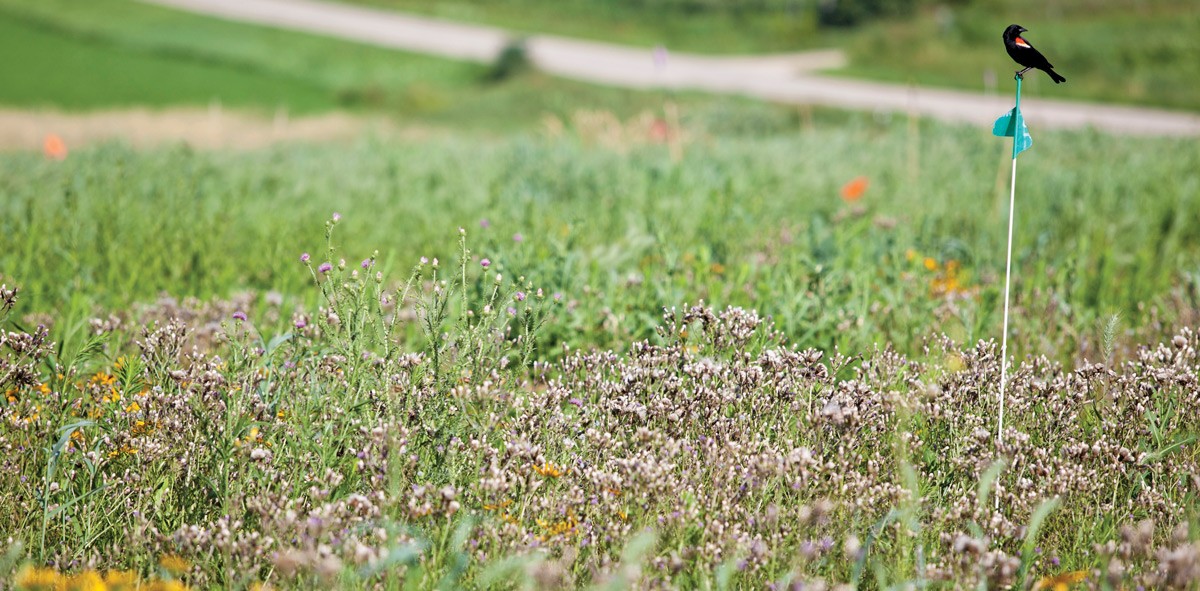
[[535, 513, 579, 540], [1035, 571, 1087, 591], [104, 570, 138, 590], [66, 570, 105, 591], [107, 445, 139, 459], [923, 257, 938, 271], [158, 554, 190, 576], [532, 462, 565, 478], [14, 565, 64, 590]]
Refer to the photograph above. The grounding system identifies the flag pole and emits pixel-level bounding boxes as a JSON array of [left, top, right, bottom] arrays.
[[995, 73, 1023, 509]]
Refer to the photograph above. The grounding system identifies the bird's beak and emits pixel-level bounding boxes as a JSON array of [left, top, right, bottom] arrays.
[[1019, 27, 1028, 32]]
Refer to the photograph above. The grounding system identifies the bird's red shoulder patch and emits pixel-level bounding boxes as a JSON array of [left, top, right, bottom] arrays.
[[1014, 37, 1031, 48]]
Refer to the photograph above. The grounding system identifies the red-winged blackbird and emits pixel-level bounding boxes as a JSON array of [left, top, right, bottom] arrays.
[[1003, 24, 1066, 84]]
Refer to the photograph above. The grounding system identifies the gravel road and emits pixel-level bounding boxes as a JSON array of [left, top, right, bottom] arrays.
[[143, 0, 1200, 136]]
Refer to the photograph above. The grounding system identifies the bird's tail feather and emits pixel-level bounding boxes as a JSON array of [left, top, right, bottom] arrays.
[[1047, 69, 1066, 84]]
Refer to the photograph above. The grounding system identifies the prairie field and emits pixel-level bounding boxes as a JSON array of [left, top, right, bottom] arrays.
[[2, 0, 1200, 590], [3, 109, 1200, 589]]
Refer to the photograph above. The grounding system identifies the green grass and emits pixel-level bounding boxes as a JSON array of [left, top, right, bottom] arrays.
[[1, 161, 1197, 588], [840, 1, 1200, 111], [337, 0, 839, 53], [0, 0, 706, 127], [5, 0, 1197, 118], [2, 3, 1197, 587], [0, 0, 479, 114], [0, 12, 334, 112], [339, 0, 1200, 111], [2, 109, 1198, 362]]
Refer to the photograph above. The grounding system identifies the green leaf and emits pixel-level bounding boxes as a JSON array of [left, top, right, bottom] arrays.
[[265, 332, 293, 356], [1017, 497, 1062, 587], [976, 458, 1008, 509]]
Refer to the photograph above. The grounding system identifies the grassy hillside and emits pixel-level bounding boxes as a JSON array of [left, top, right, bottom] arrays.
[[841, 1, 1200, 112], [0, 0, 699, 127], [4, 0, 1197, 116], [341, 0, 1200, 111], [340, 0, 838, 53]]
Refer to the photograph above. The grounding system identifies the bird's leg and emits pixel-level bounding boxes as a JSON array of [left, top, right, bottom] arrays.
[[1015, 66, 1033, 78]]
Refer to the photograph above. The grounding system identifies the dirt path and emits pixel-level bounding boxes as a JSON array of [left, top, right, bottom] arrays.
[[0, 107, 395, 151], [142, 0, 1200, 136]]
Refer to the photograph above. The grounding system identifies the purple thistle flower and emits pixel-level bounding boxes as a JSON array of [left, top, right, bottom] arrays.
[[295, 319, 307, 329], [361, 259, 371, 269], [318, 262, 332, 274], [515, 291, 526, 301], [300, 252, 310, 263], [480, 258, 491, 268], [512, 232, 523, 243], [568, 398, 583, 408], [331, 212, 341, 222], [507, 307, 517, 316], [232, 311, 247, 321], [479, 218, 490, 228]]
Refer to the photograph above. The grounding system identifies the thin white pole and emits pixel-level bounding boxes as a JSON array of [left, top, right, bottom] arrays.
[[996, 154, 1017, 509]]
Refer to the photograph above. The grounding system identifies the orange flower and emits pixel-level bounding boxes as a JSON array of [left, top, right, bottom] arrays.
[[840, 176, 869, 202], [43, 134, 68, 160]]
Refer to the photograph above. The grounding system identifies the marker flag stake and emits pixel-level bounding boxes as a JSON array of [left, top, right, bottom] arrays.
[[991, 74, 1031, 509]]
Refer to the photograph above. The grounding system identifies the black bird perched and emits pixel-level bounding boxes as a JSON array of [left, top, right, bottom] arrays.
[[1003, 24, 1066, 84]]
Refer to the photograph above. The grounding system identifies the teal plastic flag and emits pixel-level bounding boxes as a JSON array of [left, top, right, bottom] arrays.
[[993, 107, 1032, 157], [993, 75, 1032, 158]]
